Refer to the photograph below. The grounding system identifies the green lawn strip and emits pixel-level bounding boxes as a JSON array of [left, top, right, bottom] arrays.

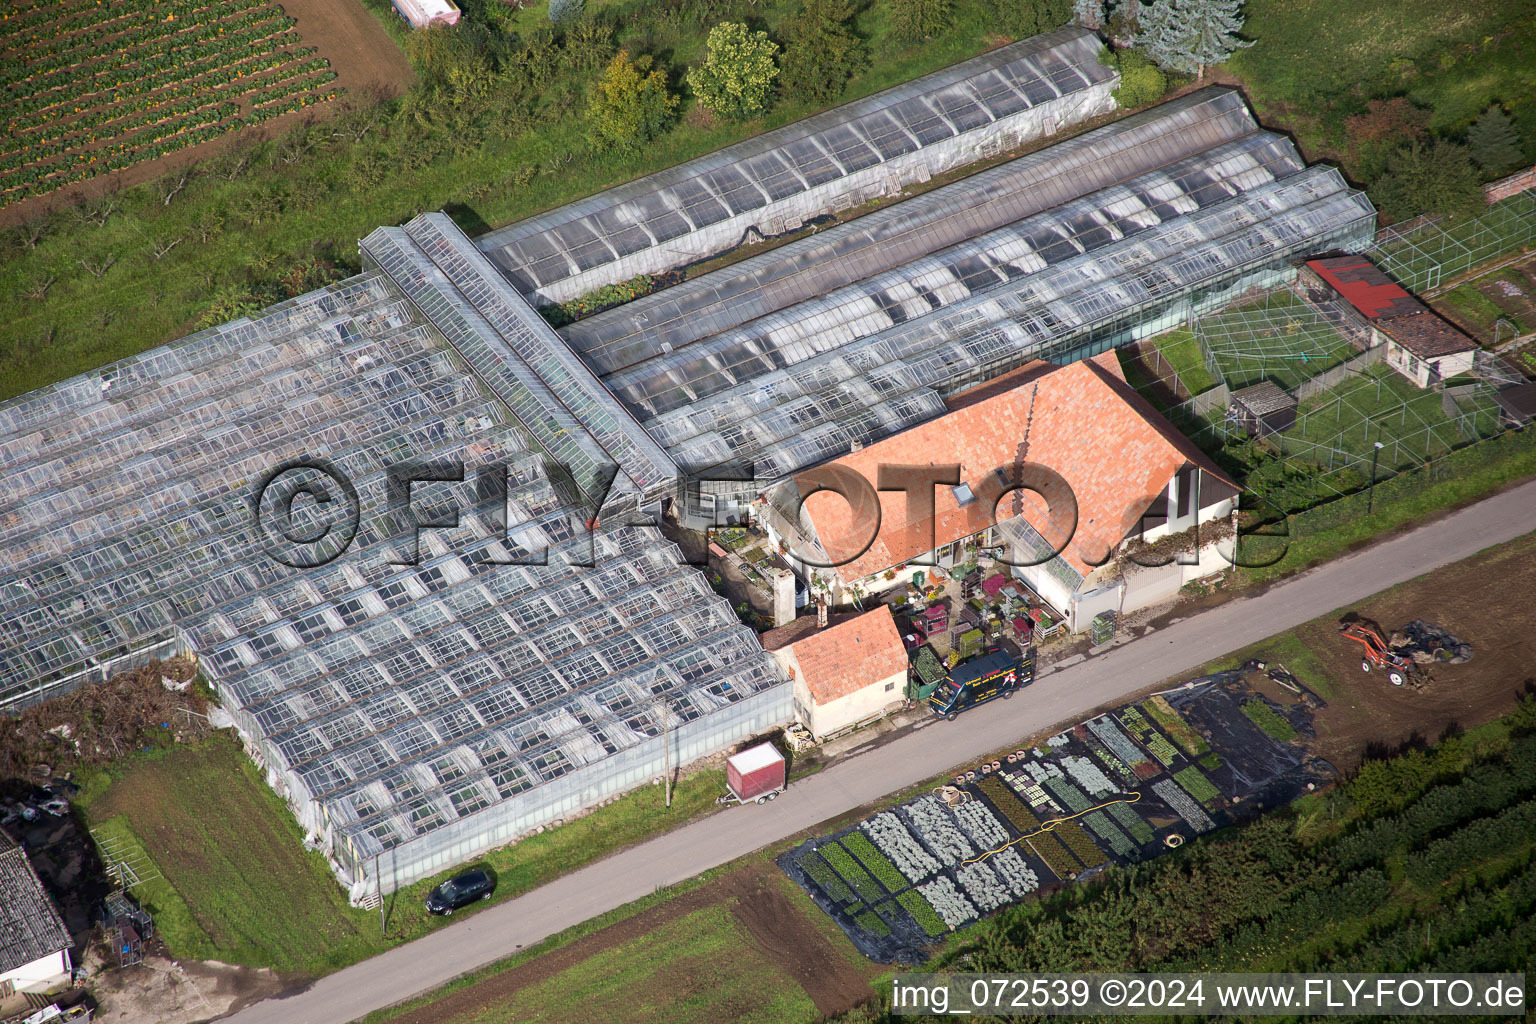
[[1241, 700, 1299, 743], [79, 736, 379, 974], [78, 733, 743, 975], [840, 830, 908, 893], [897, 890, 947, 937], [1173, 765, 1223, 806], [1150, 327, 1218, 395], [84, 815, 214, 960], [472, 903, 815, 1024], [818, 841, 886, 904]]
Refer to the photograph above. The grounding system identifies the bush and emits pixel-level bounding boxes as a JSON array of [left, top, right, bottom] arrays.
[[587, 50, 678, 152], [891, 0, 954, 43], [548, 0, 585, 24], [686, 22, 780, 122], [1100, 47, 1167, 108], [988, 0, 1069, 39]]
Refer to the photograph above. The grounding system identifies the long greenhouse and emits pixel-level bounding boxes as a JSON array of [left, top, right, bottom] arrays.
[[477, 27, 1118, 304], [0, 38, 1380, 899]]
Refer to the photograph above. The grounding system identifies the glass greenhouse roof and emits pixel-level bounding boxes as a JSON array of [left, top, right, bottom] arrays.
[[477, 27, 1115, 300], [572, 91, 1375, 483], [0, 272, 780, 860]]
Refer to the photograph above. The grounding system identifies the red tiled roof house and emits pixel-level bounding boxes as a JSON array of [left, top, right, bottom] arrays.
[[765, 604, 907, 739], [761, 354, 1239, 631], [1299, 257, 1477, 388]]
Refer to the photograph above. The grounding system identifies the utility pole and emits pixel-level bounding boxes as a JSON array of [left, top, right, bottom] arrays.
[[1367, 441, 1384, 514], [375, 853, 384, 937], [661, 700, 672, 809]]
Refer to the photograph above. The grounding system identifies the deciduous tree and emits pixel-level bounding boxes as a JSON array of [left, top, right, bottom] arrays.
[[587, 50, 678, 152], [779, 0, 866, 105], [987, 0, 1070, 42], [687, 22, 780, 122]]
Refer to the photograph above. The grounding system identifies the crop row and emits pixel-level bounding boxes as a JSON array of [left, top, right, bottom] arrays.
[[1060, 754, 1116, 797], [0, 0, 263, 83], [1, 0, 150, 47], [841, 830, 908, 892], [1142, 695, 1208, 755], [820, 841, 887, 904], [1241, 699, 1298, 742], [988, 847, 1040, 896], [1042, 776, 1092, 814], [1153, 778, 1216, 833], [1404, 798, 1536, 886], [954, 798, 1010, 849], [854, 908, 889, 937], [1054, 819, 1106, 867], [1083, 809, 1139, 857], [862, 812, 940, 884], [0, 93, 236, 174], [956, 860, 1010, 912], [915, 876, 976, 929], [1143, 731, 1180, 767], [1106, 799, 1156, 843], [6, 10, 294, 104], [1026, 831, 1078, 879], [2, 51, 325, 164], [977, 775, 1042, 834], [1, 86, 340, 203], [1174, 765, 1221, 805], [1088, 715, 1153, 770], [797, 850, 856, 905], [897, 890, 947, 937], [6, 25, 302, 129], [905, 796, 976, 867]]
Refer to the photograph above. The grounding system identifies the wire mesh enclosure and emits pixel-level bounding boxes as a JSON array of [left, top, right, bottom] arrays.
[[1367, 192, 1536, 293]]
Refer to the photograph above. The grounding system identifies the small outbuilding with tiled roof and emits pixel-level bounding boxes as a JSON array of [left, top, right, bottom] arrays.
[[0, 833, 72, 997], [1378, 312, 1478, 388], [768, 604, 907, 740]]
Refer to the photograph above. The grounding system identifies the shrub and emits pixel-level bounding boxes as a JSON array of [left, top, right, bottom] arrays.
[[778, 0, 865, 105], [1101, 47, 1167, 109], [1371, 139, 1485, 222], [686, 22, 780, 123], [548, 0, 585, 24], [891, 0, 954, 43], [988, 0, 1070, 39]]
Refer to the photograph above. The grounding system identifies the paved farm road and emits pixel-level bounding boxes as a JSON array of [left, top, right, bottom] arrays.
[[228, 478, 1536, 1024]]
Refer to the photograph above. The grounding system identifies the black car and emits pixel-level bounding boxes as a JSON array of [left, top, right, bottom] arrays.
[[425, 869, 495, 915]]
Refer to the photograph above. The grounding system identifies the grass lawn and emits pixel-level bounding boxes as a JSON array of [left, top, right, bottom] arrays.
[[79, 735, 380, 975], [1281, 366, 1502, 473], [1198, 292, 1359, 392], [79, 733, 738, 977], [1228, 0, 1536, 148], [438, 903, 815, 1024], [1150, 328, 1218, 396]]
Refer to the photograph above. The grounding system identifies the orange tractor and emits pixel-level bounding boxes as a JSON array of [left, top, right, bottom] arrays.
[[1340, 622, 1422, 688]]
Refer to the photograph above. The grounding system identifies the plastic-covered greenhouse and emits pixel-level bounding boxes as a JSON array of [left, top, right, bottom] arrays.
[[0, 49, 1377, 899], [478, 27, 1118, 304]]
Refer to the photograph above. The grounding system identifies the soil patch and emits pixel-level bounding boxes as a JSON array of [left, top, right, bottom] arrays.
[[1292, 532, 1536, 772], [722, 862, 877, 1018]]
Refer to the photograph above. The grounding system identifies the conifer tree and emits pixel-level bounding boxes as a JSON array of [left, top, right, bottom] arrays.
[[1467, 105, 1525, 179], [1137, 0, 1252, 80]]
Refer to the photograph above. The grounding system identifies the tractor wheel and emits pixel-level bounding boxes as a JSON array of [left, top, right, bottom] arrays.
[[1388, 670, 1406, 687], [1360, 659, 1372, 673]]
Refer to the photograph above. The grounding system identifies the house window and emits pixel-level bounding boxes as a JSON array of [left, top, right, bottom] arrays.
[[885, 681, 896, 692]]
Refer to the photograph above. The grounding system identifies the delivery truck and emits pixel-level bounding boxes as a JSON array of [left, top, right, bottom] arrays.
[[720, 742, 787, 805]]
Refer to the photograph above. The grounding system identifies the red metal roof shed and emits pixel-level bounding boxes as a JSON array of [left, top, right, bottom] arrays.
[[1305, 257, 1425, 321]]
